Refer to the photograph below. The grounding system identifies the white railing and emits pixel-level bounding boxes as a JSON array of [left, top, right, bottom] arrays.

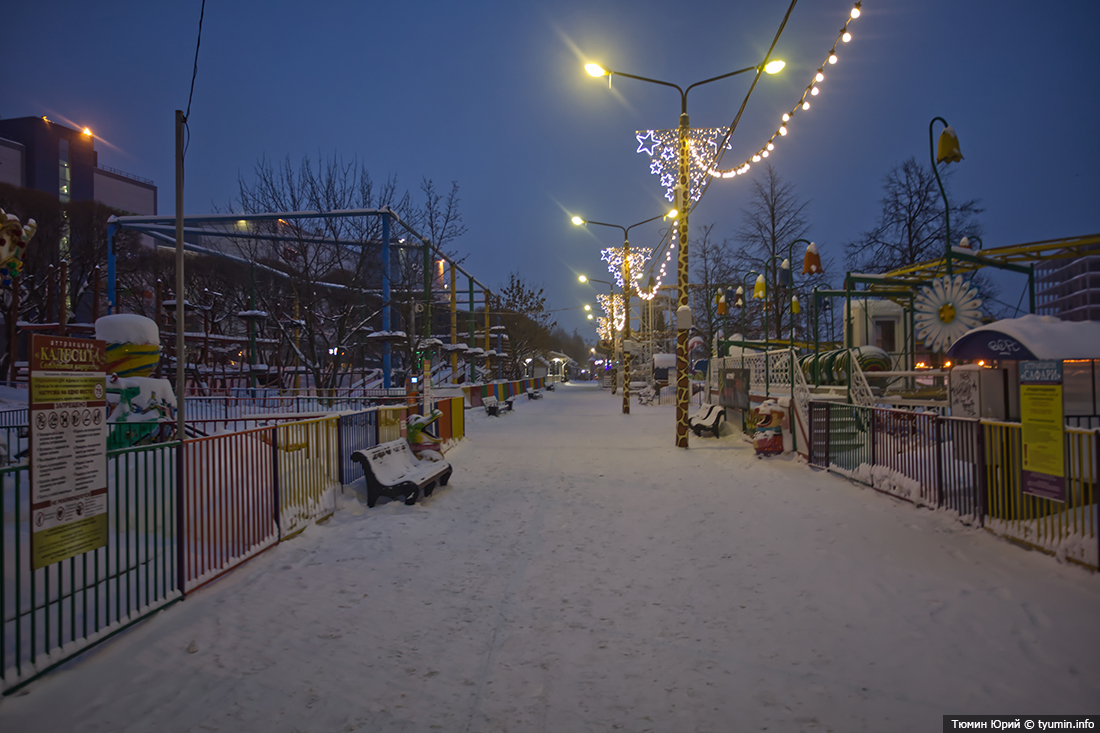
[[848, 349, 875, 409], [790, 348, 811, 431]]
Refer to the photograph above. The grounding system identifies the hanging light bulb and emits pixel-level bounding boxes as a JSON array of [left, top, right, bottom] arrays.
[[828, 52, 838, 64], [761, 150, 769, 157], [816, 70, 825, 83], [782, 113, 790, 122], [752, 154, 761, 162], [766, 143, 774, 151], [850, 3, 861, 19], [802, 101, 811, 110], [811, 87, 820, 96], [779, 125, 788, 136]]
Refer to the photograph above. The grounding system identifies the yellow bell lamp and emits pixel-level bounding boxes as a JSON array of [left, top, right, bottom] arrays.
[[753, 274, 766, 299], [936, 125, 963, 164], [791, 295, 801, 315]]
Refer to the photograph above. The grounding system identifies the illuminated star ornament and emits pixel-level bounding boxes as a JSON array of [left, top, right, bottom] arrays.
[[635, 130, 661, 156], [634, 127, 732, 204], [601, 247, 652, 289]]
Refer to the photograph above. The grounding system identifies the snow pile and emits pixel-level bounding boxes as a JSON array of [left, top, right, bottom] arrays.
[[95, 314, 159, 345], [830, 462, 928, 506]]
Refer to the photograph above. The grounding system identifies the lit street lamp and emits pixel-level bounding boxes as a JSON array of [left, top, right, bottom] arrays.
[[579, 274, 619, 394], [572, 209, 676, 414], [586, 58, 784, 446]]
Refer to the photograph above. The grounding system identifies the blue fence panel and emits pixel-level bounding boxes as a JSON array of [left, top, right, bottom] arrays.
[[338, 409, 379, 484]]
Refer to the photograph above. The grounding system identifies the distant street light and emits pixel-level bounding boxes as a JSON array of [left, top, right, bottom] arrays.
[[572, 209, 676, 414]]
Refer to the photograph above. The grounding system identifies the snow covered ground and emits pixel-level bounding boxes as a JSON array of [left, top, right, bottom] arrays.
[[1, 381, 1098, 732]]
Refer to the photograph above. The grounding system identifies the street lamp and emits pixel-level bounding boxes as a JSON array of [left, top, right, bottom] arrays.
[[586, 58, 783, 446], [572, 208, 676, 414], [929, 117, 964, 276], [579, 274, 619, 394]]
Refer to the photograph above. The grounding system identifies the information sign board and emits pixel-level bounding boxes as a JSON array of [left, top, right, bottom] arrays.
[[30, 335, 109, 569], [1019, 360, 1065, 502]]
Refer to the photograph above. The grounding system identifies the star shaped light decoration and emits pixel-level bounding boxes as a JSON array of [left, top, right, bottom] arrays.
[[635, 130, 662, 156], [634, 127, 733, 203], [601, 246, 653, 289]]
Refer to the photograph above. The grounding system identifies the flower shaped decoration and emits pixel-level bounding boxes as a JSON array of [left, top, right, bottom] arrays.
[[914, 275, 982, 352]]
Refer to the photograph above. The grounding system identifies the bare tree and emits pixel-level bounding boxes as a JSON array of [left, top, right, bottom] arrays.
[[688, 224, 736, 350], [734, 164, 817, 341], [489, 273, 556, 379], [845, 157, 983, 272]]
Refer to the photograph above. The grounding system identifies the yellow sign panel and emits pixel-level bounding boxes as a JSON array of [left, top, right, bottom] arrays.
[[1020, 384, 1065, 478]]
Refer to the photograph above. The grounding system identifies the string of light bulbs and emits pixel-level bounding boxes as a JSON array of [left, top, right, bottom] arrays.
[[633, 2, 864, 301]]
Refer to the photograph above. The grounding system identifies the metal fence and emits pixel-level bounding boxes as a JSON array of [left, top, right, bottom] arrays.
[[809, 401, 1098, 569], [3, 399, 469, 692], [2, 442, 180, 694]]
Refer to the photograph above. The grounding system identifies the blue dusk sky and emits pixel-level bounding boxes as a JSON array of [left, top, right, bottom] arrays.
[[4, 0, 1099, 336]]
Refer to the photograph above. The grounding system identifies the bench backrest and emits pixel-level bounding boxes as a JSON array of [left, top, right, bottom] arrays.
[[484, 396, 499, 406], [363, 439, 420, 484]]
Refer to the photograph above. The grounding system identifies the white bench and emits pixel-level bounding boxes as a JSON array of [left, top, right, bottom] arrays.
[[483, 395, 513, 416], [689, 403, 725, 438], [351, 439, 453, 508], [526, 388, 543, 400]]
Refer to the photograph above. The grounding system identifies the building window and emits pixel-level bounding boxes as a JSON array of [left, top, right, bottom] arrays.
[[58, 138, 71, 203]]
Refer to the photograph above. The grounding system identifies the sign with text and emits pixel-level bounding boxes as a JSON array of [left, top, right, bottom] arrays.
[[1019, 360, 1065, 502], [718, 367, 749, 410], [30, 335, 109, 569]]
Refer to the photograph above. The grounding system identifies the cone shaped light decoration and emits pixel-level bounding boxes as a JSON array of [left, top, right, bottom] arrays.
[[936, 125, 964, 164], [777, 259, 791, 287], [802, 242, 822, 274], [753, 275, 766, 299], [734, 286, 744, 308], [791, 295, 801, 315]]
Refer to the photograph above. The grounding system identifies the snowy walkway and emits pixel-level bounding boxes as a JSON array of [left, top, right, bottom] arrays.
[[2, 382, 1098, 732]]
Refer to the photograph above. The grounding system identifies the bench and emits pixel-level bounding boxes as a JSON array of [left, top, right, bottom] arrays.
[[351, 439, 453, 508], [526, 388, 543, 400], [689, 403, 725, 438], [544, 382, 555, 392], [483, 395, 513, 416]]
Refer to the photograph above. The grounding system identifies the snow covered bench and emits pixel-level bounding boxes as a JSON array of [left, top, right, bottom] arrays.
[[526, 388, 543, 400], [544, 382, 555, 391], [351, 439, 453, 508], [483, 396, 513, 416], [689, 403, 725, 438]]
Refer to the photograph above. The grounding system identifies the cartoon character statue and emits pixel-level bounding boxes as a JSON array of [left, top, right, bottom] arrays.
[[752, 399, 785, 456], [0, 208, 37, 286]]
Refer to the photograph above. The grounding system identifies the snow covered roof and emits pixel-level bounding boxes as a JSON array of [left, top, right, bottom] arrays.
[[947, 314, 1100, 361]]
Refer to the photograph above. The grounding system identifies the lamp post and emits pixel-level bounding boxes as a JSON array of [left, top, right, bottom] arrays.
[[929, 117, 964, 276], [586, 59, 784, 447], [572, 209, 676, 414], [579, 274, 618, 394]]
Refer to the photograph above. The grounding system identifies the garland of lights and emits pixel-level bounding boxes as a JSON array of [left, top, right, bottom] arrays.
[[601, 246, 652, 288], [631, 2, 864, 302], [596, 293, 625, 334]]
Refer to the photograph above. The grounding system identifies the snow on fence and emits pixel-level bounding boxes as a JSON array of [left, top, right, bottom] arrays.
[[809, 401, 1099, 569], [2, 442, 180, 694]]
